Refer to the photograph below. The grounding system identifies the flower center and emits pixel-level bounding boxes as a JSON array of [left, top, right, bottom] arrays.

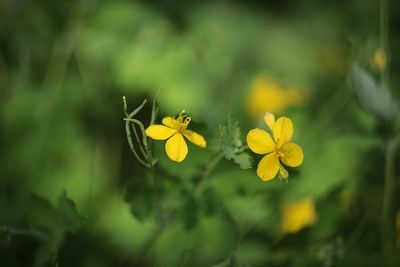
[[176, 111, 191, 132], [274, 141, 284, 158]]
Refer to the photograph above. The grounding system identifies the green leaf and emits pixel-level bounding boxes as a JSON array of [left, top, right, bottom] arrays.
[[58, 191, 85, 232], [285, 135, 380, 201], [124, 175, 155, 221], [351, 64, 397, 121], [28, 195, 63, 267], [232, 152, 252, 169], [28, 193, 84, 266], [220, 115, 252, 169], [220, 114, 242, 160]]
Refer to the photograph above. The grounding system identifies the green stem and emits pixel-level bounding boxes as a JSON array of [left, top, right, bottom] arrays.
[[124, 120, 150, 168], [150, 90, 161, 126], [138, 225, 164, 258], [124, 119, 149, 148], [124, 224, 164, 265], [123, 97, 151, 167], [380, 0, 389, 87], [382, 135, 400, 265], [131, 123, 148, 158], [203, 152, 225, 178], [0, 225, 48, 242], [151, 165, 165, 226], [195, 152, 224, 197], [379, 0, 396, 263]]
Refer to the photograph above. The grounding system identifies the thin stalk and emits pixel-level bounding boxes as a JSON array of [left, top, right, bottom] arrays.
[[146, 90, 161, 166], [195, 152, 225, 197], [0, 225, 48, 242], [131, 123, 148, 158], [379, 0, 397, 264], [123, 97, 147, 119], [124, 118, 149, 148], [150, 90, 161, 126], [137, 225, 164, 259], [124, 120, 150, 168], [203, 152, 225, 179], [150, 165, 164, 226], [124, 224, 164, 265], [124, 118, 153, 167], [380, 0, 389, 86], [122, 96, 147, 157], [382, 135, 400, 265], [122, 98, 151, 167]]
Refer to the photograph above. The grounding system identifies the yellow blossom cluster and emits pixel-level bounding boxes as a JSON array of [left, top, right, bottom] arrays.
[[247, 74, 303, 119]]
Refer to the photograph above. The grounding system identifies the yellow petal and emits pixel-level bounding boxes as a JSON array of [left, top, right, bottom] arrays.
[[263, 112, 275, 130], [246, 129, 275, 154], [273, 117, 293, 145], [280, 143, 304, 167], [183, 130, 206, 148], [145, 125, 176, 140], [165, 133, 188, 162], [162, 116, 179, 130], [257, 152, 280, 181]]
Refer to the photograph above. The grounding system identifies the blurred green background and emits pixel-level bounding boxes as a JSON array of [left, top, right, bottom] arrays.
[[1, 0, 400, 266]]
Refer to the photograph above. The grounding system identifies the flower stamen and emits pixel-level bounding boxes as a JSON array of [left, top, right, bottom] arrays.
[[176, 111, 191, 132]]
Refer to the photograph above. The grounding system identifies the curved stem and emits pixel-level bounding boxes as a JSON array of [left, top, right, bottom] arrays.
[[131, 123, 147, 158], [124, 120, 150, 168], [123, 97, 151, 167]]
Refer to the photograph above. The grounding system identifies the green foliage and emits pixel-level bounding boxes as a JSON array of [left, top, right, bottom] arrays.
[[220, 115, 252, 169], [232, 152, 253, 169], [1, 0, 400, 266], [124, 175, 155, 221], [28, 192, 84, 266], [58, 192, 85, 232], [285, 135, 379, 200]]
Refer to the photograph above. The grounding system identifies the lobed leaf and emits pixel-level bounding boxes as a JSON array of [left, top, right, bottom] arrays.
[[219, 115, 251, 169]]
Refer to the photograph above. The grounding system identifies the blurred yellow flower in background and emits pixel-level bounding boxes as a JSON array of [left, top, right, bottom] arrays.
[[372, 47, 387, 71], [281, 198, 317, 234], [145, 111, 206, 162], [246, 113, 304, 181], [247, 74, 303, 119]]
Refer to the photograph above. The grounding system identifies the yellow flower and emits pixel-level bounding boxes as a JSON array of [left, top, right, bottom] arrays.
[[145, 111, 206, 162], [247, 74, 303, 119], [281, 198, 317, 234], [372, 47, 387, 71], [246, 113, 304, 181]]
